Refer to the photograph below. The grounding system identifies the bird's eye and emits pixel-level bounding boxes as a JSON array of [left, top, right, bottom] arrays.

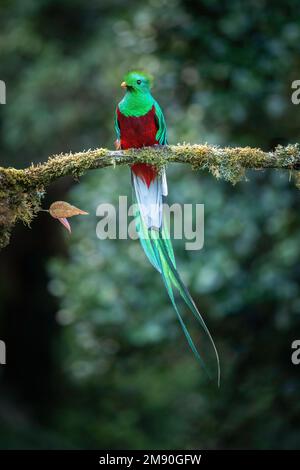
[[136, 79, 141, 85]]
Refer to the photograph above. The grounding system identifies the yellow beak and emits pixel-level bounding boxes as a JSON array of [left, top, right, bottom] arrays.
[[121, 81, 127, 88]]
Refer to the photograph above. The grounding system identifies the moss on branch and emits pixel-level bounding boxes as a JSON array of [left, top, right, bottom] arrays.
[[0, 142, 300, 249]]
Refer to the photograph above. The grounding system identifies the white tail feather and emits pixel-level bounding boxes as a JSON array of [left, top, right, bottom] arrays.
[[132, 170, 165, 230]]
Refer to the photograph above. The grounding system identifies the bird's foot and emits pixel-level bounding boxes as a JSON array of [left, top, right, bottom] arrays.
[[114, 139, 121, 150]]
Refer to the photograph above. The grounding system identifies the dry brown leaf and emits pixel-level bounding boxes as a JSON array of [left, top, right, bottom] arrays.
[[49, 201, 89, 219]]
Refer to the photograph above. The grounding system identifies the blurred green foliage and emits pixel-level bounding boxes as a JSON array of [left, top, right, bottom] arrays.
[[1, 0, 300, 449]]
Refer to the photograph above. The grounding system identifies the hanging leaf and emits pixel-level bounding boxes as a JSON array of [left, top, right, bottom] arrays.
[[46, 201, 88, 233], [49, 201, 88, 219]]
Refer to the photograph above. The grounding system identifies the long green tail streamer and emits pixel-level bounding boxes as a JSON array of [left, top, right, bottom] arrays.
[[133, 194, 220, 386]]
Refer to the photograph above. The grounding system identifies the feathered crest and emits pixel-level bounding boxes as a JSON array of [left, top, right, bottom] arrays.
[[124, 70, 154, 87]]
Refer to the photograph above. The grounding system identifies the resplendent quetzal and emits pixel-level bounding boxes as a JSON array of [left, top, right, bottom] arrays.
[[115, 71, 220, 384]]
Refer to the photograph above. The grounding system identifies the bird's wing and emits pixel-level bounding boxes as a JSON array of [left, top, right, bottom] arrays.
[[153, 99, 168, 195], [114, 107, 121, 140], [153, 99, 168, 145]]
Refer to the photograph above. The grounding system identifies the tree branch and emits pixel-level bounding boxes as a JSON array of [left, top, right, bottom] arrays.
[[1, 143, 299, 249]]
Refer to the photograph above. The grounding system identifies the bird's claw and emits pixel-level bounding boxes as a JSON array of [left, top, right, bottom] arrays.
[[114, 139, 121, 150]]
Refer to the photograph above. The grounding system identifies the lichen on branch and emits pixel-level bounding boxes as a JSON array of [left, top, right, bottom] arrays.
[[0, 142, 300, 249]]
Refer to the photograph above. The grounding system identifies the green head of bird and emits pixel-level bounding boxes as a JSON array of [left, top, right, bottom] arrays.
[[121, 70, 153, 94]]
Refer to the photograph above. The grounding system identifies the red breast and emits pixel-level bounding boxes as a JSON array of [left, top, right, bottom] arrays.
[[117, 105, 158, 187], [117, 105, 158, 150]]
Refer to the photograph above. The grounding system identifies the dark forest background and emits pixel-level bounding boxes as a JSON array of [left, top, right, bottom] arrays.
[[0, 0, 300, 449]]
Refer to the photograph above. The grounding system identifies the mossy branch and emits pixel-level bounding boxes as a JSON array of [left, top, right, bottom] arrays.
[[1, 142, 300, 249]]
